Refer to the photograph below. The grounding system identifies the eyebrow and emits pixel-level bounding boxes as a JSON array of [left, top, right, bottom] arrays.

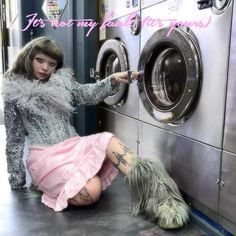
[[35, 56, 57, 63]]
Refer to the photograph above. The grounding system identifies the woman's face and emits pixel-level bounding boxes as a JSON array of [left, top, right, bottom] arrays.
[[32, 52, 57, 80]]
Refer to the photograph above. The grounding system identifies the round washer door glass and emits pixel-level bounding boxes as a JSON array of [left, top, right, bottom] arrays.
[[138, 27, 201, 125], [96, 39, 129, 105]]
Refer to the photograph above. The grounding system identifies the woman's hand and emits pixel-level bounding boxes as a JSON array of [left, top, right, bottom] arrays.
[[111, 71, 140, 84]]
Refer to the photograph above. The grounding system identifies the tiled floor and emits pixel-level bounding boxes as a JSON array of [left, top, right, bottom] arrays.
[[0, 126, 208, 236]]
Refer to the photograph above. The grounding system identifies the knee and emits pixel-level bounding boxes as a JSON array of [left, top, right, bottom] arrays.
[[87, 176, 102, 203], [69, 176, 102, 206]]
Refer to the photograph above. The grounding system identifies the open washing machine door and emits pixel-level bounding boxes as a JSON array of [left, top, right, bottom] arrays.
[[96, 39, 129, 106], [138, 27, 202, 125]]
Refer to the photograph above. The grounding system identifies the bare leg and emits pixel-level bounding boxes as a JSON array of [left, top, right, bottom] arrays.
[[105, 136, 190, 229], [68, 137, 132, 207], [106, 137, 136, 175], [68, 176, 102, 206]]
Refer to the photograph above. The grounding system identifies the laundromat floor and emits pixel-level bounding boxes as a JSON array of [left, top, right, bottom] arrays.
[[0, 124, 207, 236], [0, 178, 207, 236]]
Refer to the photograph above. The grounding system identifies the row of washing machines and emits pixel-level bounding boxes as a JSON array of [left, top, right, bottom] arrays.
[[95, 0, 236, 234]]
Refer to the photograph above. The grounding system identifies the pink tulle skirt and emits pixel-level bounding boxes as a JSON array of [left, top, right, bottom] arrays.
[[26, 132, 118, 211]]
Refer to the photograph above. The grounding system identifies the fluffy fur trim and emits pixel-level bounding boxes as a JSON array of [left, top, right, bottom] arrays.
[[125, 157, 190, 229], [1, 68, 75, 116]]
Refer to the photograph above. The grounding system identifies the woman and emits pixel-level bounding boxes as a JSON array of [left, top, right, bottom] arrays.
[[2, 36, 189, 229]]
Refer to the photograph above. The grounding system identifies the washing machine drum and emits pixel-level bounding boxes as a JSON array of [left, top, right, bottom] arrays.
[[138, 27, 202, 125], [96, 39, 129, 105]]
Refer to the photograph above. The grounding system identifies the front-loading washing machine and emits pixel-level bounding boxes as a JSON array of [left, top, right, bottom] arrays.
[[137, 0, 234, 217], [96, 5, 141, 151], [96, 13, 141, 119], [138, 0, 233, 148]]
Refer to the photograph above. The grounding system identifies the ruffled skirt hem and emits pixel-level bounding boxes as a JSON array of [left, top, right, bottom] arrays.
[[27, 132, 118, 211]]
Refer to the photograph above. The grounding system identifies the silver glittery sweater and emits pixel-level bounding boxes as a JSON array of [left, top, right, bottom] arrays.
[[1, 68, 118, 189]]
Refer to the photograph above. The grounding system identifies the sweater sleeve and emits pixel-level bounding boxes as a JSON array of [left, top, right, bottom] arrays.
[[4, 100, 26, 189], [70, 76, 119, 106]]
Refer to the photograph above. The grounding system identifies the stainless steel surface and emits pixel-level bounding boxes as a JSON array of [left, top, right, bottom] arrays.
[[221, 216, 236, 236], [98, 108, 138, 153], [97, 14, 140, 119], [99, 0, 140, 20], [140, 0, 167, 9], [172, 189, 236, 235], [185, 194, 221, 225], [219, 151, 236, 225], [169, 137, 221, 212], [139, 0, 233, 148], [139, 122, 221, 212], [138, 122, 171, 171], [223, 1, 236, 153], [220, 3, 236, 233]]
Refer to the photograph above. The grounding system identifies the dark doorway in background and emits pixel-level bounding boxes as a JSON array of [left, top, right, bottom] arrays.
[[0, 0, 8, 74]]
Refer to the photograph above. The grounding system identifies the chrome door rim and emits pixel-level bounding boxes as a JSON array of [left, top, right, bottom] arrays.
[[96, 39, 129, 105], [138, 27, 202, 125]]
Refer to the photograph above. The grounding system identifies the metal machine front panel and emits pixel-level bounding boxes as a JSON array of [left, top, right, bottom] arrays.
[[223, 2, 236, 154], [169, 135, 221, 212], [98, 108, 138, 153], [139, 122, 221, 211], [99, 0, 140, 20], [139, 0, 233, 148], [140, 0, 167, 9], [219, 151, 236, 225], [105, 19, 140, 73], [97, 14, 140, 119], [221, 217, 236, 236], [138, 122, 171, 171]]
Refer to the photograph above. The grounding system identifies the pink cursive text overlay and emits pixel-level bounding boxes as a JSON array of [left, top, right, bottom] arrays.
[[22, 12, 212, 37]]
